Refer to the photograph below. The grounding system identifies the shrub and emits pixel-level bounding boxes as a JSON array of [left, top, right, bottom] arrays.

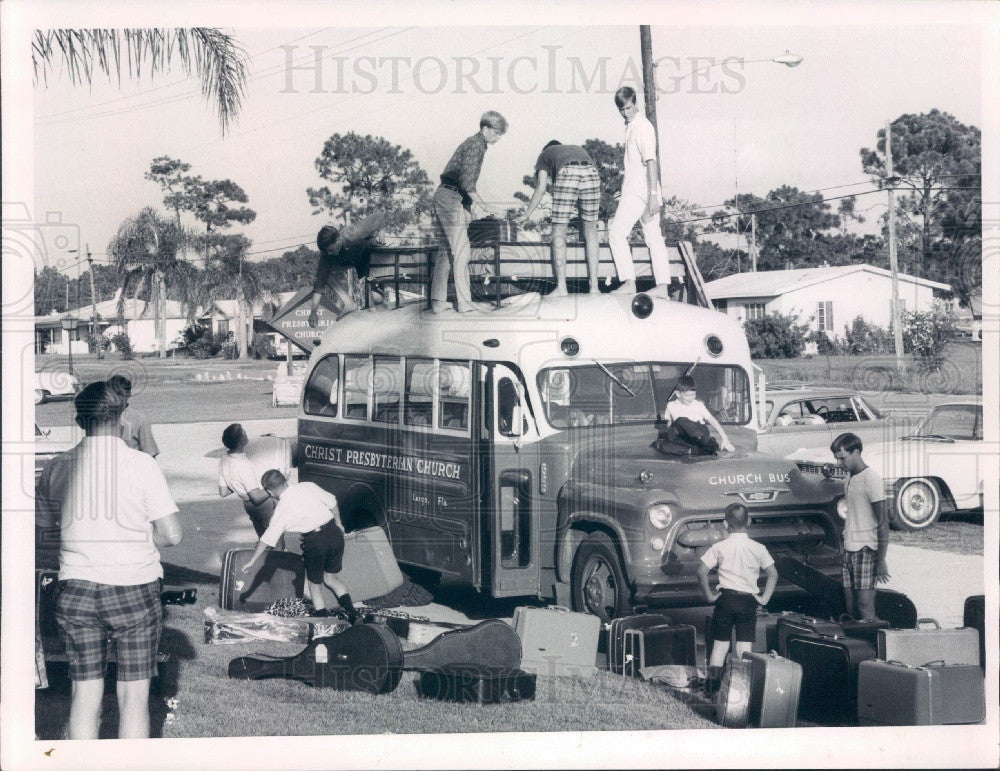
[[842, 316, 894, 355], [110, 332, 133, 360], [86, 332, 110, 355], [248, 332, 277, 360], [744, 312, 809, 359], [807, 330, 841, 355], [221, 341, 239, 360], [902, 308, 957, 368]]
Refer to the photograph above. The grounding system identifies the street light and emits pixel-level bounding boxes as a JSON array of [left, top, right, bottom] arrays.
[[61, 315, 79, 377]]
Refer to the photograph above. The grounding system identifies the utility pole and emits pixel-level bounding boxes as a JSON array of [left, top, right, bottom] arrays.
[[886, 120, 905, 373], [86, 244, 102, 359], [750, 214, 758, 272], [639, 26, 662, 172]]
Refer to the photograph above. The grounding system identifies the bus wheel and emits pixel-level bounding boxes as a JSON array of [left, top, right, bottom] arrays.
[[571, 532, 632, 623]]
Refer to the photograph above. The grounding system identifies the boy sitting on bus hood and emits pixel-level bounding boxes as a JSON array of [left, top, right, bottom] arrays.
[[308, 210, 391, 328], [662, 375, 735, 453]]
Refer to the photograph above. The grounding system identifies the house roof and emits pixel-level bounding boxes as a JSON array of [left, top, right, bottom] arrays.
[[704, 264, 951, 300]]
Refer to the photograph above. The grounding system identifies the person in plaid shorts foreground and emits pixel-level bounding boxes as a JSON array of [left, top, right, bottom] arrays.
[[519, 140, 602, 295], [831, 431, 890, 620], [36, 381, 183, 739]]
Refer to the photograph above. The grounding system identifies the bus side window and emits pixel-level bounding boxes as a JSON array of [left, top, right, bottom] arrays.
[[344, 355, 371, 421], [438, 361, 470, 432], [404, 359, 434, 427], [373, 356, 402, 424], [303, 354, 339, 417]]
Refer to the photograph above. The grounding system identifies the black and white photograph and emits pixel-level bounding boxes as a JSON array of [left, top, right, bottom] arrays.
[[2, 1, 998, 768]]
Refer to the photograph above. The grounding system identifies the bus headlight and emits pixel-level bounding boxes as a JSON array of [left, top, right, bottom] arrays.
[[648, 504, 673, 529], [835, 496, 848, 520]]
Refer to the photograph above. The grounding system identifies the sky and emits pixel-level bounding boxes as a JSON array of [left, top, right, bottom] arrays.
[[27, 19, 985, 278]]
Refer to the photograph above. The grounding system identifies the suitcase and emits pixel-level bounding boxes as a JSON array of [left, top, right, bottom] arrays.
[[925, 662, 986, 724], [857, 659, 942, 726], [623, 624, 697, 677], [857, 660, 986, 726], [785, 633, 875, 724], [839, 617, 890, 648], [877, 618, 980, 667], [227, 623, 403, 693], [467, 216, 517, 246], [606, 612, 671, 675], [339, 526, 405, 602], [715, 657, 753, 728], [415, 668, 536, 704], [743, 651, 802, 728], [403, 619, 522, 672], [776, 612, 844, 656], [962, 594, 986, 670], [705, 609, 779, 662], [220, 548, 305, 612], [513, 606, 601, 677]]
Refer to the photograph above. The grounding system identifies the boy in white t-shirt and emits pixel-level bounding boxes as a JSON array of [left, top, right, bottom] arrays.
[[697, 503, 778, 694], [662, 375, 735, 452]]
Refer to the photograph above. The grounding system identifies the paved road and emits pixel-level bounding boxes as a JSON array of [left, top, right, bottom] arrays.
[[148, 419, 982, 629]]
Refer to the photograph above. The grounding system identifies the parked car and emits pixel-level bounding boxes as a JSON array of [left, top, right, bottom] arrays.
[[758, 384, 893, 462], [791, 400, 984, 531], [35, 423, 81, 479], [34, 371, 81, 404]]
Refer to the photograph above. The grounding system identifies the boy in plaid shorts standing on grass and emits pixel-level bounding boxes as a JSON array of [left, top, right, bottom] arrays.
[[831, 432, 890, 620], [519, 140, 602, 296], [36, 381, 183, 739]]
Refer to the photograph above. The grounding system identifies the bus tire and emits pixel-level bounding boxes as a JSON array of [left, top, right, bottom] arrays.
[[571, 531, 632, 623]]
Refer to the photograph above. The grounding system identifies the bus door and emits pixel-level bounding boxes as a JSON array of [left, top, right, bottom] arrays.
[[484, 363, 540, 597]]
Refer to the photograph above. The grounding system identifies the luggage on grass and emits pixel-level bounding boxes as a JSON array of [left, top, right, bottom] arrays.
[[715, 657, 753, 728], [839, 617, 890, 648], [743, 651, 802, 728], [775, 612, 843, 657], [857, 659, 986, 726], [203, 606, 346, 645], [785, 633, 875, 724], [403, 619, 522, 672], [220, 548, 305, 612], [962, 594, 986, 671], [606, 612, 671, 675], [876, 618, 980, 667], [623, 623, 697, 678], [339, 526, 405, 602], [512, 605, 601, 677]]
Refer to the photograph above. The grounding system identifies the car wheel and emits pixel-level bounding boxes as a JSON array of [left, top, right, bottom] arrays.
[[890, 478, 942, 531], [571, 531, 632, 623]]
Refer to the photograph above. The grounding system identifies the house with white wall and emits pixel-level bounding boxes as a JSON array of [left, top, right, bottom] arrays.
[[704, 265, 951, 339]]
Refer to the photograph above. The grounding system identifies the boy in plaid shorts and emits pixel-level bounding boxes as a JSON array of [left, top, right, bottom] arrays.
[[36, 381, 183, 738], [519, 140, 602, 296], [831, 432, 890, 620]]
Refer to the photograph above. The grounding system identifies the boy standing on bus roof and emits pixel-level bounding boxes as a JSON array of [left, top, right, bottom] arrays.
[[518, 140, 601, 296], [243, 470, 361, 623], [697, 503, 777, 694], [608, 86, 672, 295], [663, 374, 736, 452], [431, 110, 508, 314], [830, 432, 890, 621]]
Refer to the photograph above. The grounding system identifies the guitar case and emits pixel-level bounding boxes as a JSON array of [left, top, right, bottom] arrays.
[[227, 623, 403, 694], [715, 657, 753, 728], [402, 619, 522, 672]]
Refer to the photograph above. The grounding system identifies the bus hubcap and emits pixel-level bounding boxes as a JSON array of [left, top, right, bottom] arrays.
[[583, 560, 615, 613]]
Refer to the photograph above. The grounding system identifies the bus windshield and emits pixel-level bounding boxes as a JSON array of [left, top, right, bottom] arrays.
[[537, 362, 752, 429]]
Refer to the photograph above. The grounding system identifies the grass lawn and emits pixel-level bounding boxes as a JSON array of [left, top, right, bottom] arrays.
[[890, 514, 984, 556], [35, 579, 717, 739]]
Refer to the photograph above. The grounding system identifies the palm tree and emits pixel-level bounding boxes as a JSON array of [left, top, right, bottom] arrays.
[[202, 234, 269, 359], [108, 207, 201, 358], [32, 28, 248, 133]]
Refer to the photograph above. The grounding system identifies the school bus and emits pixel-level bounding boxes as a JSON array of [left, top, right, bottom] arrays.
[[294, 280, 847, 620]]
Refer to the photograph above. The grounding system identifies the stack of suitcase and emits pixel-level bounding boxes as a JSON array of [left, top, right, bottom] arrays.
[[604, 612, 697, 677], [857, 615, 986, 726]]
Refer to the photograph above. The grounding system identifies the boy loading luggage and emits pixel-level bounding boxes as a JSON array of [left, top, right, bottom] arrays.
[[698, 503, 778, 694], [242, 470, 361, 623]]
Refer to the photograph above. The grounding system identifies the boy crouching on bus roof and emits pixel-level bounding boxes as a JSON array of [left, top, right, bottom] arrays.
[[241, 470, 362, 623], [697, 503, 778, 694]]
